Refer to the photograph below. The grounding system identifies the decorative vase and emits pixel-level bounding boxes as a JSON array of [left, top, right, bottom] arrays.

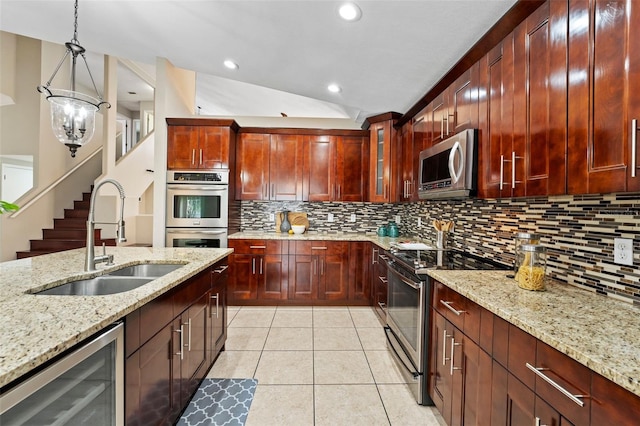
[[280, 211, 291, 233]]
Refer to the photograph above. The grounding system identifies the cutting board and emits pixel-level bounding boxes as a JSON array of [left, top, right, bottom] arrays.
[[275, 212, 309, 232]]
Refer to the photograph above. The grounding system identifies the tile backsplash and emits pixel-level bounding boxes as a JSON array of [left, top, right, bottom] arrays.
[[240, 193, 640, 305]]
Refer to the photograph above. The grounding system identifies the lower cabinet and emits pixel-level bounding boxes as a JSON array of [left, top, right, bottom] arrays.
[[125, 259, 228, 425], [228, 238, 370, 305], [371, 248, 389, 321], [432, 279, 640, 426]]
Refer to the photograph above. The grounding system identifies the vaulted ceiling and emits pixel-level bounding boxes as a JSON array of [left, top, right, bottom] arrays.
[[0, 0, 517, 123]]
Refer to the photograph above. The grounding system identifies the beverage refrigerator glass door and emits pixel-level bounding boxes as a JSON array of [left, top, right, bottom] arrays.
[[0, 323, 124, 425]]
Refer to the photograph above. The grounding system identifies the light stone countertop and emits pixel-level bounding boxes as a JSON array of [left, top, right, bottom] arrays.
[[228, 230, 400, 250], [230, 231, 640, 397], [427, 269, 640, 398], [0, 247, 232, 389]]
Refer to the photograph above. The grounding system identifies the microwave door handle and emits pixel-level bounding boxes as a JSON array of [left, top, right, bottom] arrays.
[[448, 141, 464, 184]]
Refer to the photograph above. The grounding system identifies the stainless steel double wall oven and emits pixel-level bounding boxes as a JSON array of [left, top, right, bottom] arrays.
[[166, 170, 230, 248]]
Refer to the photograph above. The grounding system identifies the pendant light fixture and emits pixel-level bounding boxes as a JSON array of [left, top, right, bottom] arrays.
[[37, 0, 110, 158]]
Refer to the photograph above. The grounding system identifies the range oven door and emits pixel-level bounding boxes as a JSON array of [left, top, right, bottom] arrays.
[[166, 228, 228, 248], [384, 262, 431, 405], [166, 184, 228, 228]]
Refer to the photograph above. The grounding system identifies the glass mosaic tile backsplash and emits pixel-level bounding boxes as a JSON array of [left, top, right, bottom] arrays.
[[239, 192, 640, 304]]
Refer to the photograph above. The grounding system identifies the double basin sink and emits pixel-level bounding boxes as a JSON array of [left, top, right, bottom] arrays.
[[36, 263, 185, 296]]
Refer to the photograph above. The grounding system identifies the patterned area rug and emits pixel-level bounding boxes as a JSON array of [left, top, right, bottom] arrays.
[[177, 378, 258, 426]]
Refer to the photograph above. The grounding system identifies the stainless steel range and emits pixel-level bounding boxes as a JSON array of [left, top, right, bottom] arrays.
[[383, 246, 509, 405]]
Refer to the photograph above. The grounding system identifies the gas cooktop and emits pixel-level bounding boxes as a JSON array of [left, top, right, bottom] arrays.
[[389, 246, 510, 275]]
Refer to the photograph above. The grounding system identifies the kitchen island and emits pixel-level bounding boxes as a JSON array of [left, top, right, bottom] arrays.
[[0, 247, 232, 389]]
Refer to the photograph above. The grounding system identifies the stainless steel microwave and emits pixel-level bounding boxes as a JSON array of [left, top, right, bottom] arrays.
[[418, 129, 478, 199]]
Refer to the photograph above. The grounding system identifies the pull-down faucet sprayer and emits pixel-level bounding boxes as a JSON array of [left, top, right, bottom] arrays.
[[85, 179, 127, 272]]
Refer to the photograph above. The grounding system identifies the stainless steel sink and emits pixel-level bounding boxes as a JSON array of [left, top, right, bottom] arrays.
[[106, 263, 184, 278], [37, 276, 154, 296]]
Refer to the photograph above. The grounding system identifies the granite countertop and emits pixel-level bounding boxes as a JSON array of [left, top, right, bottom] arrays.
[[428, 269, 640, 398], [0, 247, 232, 389], [232, 231, 640, 397], [228, 230, 400, 250]]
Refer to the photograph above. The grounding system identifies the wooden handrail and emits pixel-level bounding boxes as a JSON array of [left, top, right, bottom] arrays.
[[9, 146, 103, 218]]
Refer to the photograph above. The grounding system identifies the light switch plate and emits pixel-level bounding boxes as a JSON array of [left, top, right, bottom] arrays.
[[269, 213, 275, 221], [328, 213, 334, 222], [350, 214, 356, 222], [395, 215, 401, 224], [614, 238, 633, 266], [417, 217, 422, 227]]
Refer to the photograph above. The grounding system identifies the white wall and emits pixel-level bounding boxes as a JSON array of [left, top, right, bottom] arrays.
[[0, 33, 104, 260], [152, 58, 196, 247]]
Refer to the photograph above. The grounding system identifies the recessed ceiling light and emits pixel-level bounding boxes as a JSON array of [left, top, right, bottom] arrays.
[[223, 60, 239, 70], [338, 2, 362, 21], [328, 84, 342, 93]]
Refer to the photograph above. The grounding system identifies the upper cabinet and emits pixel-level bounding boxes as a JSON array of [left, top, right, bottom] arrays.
[[367, 113, 401, 203], [235, 132, 303, 201], [567, 0, 640, 193], [166, 118, 238, 170], [478, 2, 568, 198], [303, 134, 369, 202], [236, 129, 368, 202]]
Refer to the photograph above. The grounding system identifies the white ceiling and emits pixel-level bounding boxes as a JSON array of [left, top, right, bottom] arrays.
[[0, 0, 517, 124]]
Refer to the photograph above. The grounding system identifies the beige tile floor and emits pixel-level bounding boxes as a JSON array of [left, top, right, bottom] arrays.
[[206, 306, 446, 426]]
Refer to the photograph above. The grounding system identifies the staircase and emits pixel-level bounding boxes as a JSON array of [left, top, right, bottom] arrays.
[[16, 189, 116, 259]]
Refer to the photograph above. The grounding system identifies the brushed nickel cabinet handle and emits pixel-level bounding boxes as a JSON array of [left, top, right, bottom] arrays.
[[512, 151, 517, 189], [174, 325, 184, 360], [192, 149, 196, 165], [252, 258, 256, 274], [199, 149, 203, 165], [311, 246, 328, 250], [186, 319, 192, 352], [210, 293, 219, 318], [214, 265, 228, 273], [372, 248, 378, 264], [450, 337, 462, 375], [442, 329, 450, 366], [271, 183, 275, 199], [249, 245, 266, 249], [259, 258, 263, 274], [632, 118, 638, 178], [440, 300, 466, 316], [499, 154, 505, 191], [525, 363, 586, 407]]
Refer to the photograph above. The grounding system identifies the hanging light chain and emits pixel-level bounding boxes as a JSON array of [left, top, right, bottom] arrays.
[[73, 0, 79, 42]]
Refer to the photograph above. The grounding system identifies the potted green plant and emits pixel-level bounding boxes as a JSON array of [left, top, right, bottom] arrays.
[[0, 201, 19, 214]]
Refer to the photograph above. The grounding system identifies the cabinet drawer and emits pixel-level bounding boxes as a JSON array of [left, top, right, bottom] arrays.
[[138, 287, 175, 348], [591, 371, 640, 425], [433, 281, 466, 330], [507, 324, 537, 390], [230, 239, 285, 254], [533, 341, 590, 426]]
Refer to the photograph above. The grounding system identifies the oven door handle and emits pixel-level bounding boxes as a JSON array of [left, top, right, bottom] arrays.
[[167, 185, 228, 192], [387, 265, 421, 290], [166, 230, 227, 235], [384, 326, 421, 379]]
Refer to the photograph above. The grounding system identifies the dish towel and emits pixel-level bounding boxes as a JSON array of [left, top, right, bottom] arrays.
[[177, 378, 258, 426]]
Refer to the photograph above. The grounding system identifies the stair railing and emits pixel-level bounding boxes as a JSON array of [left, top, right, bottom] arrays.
[[9, 146, 103, 218]]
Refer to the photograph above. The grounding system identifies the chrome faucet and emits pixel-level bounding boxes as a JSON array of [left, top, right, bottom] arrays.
[[85, 179, 127, 271]]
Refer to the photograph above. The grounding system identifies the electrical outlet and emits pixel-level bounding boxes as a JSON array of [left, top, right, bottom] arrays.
[[417, 217, 422, 227], [350, 214, 356, 222], [614, 238, 633, 266], [269, 213, 275, 221], [395, 215, 401, 224], [328, 213, 334, 222]]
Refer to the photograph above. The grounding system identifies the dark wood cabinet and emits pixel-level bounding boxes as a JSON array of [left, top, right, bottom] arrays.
[[512, 1, 568, 197], [166, 119, 237, 170], [568, 0, 640, 193], [591, 371, 640, 425], [367, 113, 401, 202], [235, 133, 302, 200], [228, 239, 287, 303], [304, 135, 368, 202], [478, 37, 515, 199], [348, 241, 371, 302], [288, 241, 349, 301], [209, 262, 228, 362], [125, 261, 228, 425], [399, 121, 416, 201], [371, 247, 389, 321]]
